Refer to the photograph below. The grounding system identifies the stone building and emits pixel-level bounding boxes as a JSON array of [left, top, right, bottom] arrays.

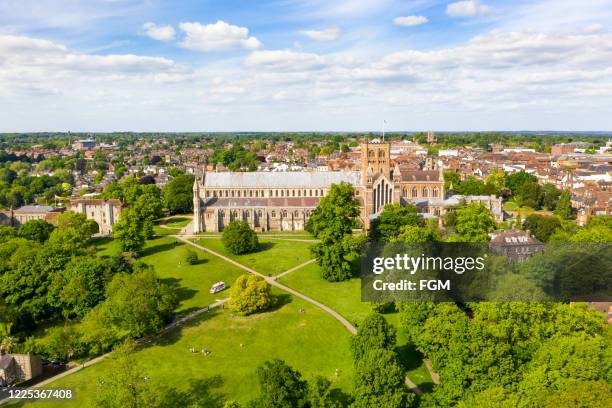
[[489, 230, 544, 261], [69, 198, 125, 235], [193, 141, 447, 232], [0, 351, 42, 386], [0, 205, 65, 227]]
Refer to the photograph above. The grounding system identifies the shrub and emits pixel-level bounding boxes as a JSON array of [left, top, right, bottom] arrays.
[[222, 221, 259, 255]]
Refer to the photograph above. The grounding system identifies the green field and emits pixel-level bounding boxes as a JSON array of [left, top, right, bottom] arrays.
[[17, 290, 355, 407], [195, 237, 315, 276], [278, 262, 433, 391], [11, 228, 431, 407]]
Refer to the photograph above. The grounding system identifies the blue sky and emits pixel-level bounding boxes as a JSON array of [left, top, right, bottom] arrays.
[[1, 0, 611, 131]]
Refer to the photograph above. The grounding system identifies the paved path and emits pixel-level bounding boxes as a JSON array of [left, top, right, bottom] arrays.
[[175, 236, 358, 335], [176, 235, 427, 394], [424, 358, 441, 384], [272, 259, 317, 280]]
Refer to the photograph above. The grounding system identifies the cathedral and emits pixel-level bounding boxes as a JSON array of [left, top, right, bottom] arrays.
[[192, 141, 445, 233]]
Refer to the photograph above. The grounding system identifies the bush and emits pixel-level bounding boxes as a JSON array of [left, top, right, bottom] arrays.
[[184, 248, 198, 265], [228, 274, 273, 315], [222, 221, 259, 255]]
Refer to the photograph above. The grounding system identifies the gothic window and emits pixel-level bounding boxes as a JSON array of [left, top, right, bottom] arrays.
[[258, 210, 262, 217], [412, 188, 418, 198], [402, 188, 407, 196], [281, 190, 285, 197], [231, 190, 235, 197], [272, 211, 276, 217], [298, 190, 301, 197], [378, 150, 385, 158], [255, 191, 259, 197], [368, 150, 375, 158], [422, 188, 428, 197], [433, 188, 439, 198]]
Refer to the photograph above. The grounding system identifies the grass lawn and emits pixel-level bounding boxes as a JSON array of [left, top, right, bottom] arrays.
[[92, 235, 245, 313], [16, 291, 355, 407], [278, 262, 434, 391], [162, 215, 192, 228], [195, 237, 315, 276]]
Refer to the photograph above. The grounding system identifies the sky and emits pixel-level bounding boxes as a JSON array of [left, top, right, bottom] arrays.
[[1, 0, 612, 132]]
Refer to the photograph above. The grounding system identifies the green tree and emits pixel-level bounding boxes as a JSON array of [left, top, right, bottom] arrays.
[[95, 341, 163, 408], [454, 203, 495, 242], [522, 214, 561, 242], [113, 208, 146, 253], [48, 256, 111, 318], [252, 359, 308, 408], [48, 211, 99, 251], [370, 204, 421, 242], [444, 171, 460, 192], [163, 174, 195, 214], [517, 181, 542, 208], [352, 348, 413, 408], [222, 221, 259, 255], [392, 224, 437, 243], [183, 248, 198, 265], [18, 219, 54, 242], [308, 376, 341, 408], [100, 269, 178, 338], [228, 274, 273, 316], [540, 183, 561, 210], [308, 183, 363, 281], [554, 189, 574, 220], [351, 313, 396, 361]]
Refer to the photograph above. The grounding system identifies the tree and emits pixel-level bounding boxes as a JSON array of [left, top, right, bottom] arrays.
[[132, 185, 164, 238], [183, 248, 198, 265], [48, 256, 111, 318], [48, 211, 99, 251], [541, 183, 561, 210], [101, 269, 178, 338], [370, 204, 421, 242], [444, 171, 461, 192], [228, 274, 273, 315], [252, 359, 308, 408], [308, 183, 363, 281], [18, 219, 54, 242], [95, 341, 163, 408], [517, 181, 542, 208], [351, 313, 397, 361], [222, 221, 259, 255], [505, 171, 538, 196], [352, 348, 413, 408], [306, 182, 360, 241], [163, 174, 195, 214], [456, 176, 487, 195], [522, 214, 561, 242], [554, 189, 574, 220], [454, 203, 495, 242], [113, 208, 146, 253], [392, 224, 437, 243], [308, 376, 341, 408]]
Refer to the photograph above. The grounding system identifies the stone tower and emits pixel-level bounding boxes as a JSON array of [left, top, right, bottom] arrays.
[[360, 141, 391, 184]]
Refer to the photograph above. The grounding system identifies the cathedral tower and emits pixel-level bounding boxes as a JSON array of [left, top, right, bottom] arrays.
[[360, 141, 391, 184]]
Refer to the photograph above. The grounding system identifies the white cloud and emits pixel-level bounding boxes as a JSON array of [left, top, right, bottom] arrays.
[[393, 16, 429, 27], [585, 23, 605, 33], [178, 21, 261, 51], [299, 27, 341, 41], [245, 50, 328, 72], [446, 1, 491, 17], [142, 22, 176, 42]]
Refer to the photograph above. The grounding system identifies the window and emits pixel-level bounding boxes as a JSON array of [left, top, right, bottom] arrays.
[[433, 188, 439, 198], [412, 188, 418, 198], [422, 188, 428, 197], [272, 211, 276, 217]]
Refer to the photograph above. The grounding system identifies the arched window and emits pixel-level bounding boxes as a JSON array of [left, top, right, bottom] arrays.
[[231, 190, 235, 197], [378, 150, 385, 158], [402, 188, 407, 196], [272, 211, 276, 217], [432, 188, 438, 198], [422, 188, 428, 197], [255, 191, 259, 197], [298, 190, 301, 197], [368, 150, 375, 158], [412, 188, 418, 198]]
